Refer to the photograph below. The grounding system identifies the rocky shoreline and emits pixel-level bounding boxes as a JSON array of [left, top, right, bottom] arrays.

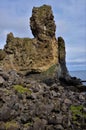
[[0, 69, 86, 130], [0, 5, 86, 130]]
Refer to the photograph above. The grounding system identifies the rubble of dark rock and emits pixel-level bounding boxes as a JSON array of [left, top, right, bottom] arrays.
[[0, 69, 86, 130]]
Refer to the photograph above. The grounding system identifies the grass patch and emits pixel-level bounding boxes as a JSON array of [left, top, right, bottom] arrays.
[[14, 85, 32, 94]]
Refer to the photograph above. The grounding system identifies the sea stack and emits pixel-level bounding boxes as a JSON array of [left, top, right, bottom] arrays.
[[0, 5, 68, 80]]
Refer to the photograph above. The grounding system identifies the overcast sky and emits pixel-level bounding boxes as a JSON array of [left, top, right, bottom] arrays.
[[0, 0, 86, 71]]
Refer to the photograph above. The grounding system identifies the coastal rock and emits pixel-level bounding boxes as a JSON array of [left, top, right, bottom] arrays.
[[0, 72, 86, 130], [0, 70, 9, 81], [0, 5, 59, 79], [0, 122, 5, 130], [0, 5, 86, 130], [0, 5, 85, 87], [0, 106, 11, 121], [0, 4, 70, 81], [30, 5, 56, 40], [58, 37, 69, 77]]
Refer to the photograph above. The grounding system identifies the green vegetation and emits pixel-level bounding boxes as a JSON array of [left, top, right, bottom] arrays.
[[43, 64, 57, 76], [70, 105, 86, 121], [70, 105, 83, 120], [14, 85, 32, 94], [5, 121, 19, 130], [24, 122, 32, 127]]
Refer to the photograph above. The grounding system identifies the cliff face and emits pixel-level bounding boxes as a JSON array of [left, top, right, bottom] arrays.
[[0, 5, 68, 78]]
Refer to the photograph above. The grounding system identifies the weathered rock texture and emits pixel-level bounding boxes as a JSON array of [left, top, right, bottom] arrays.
[[30, 5, 56, 40], [0, 70, 86, 130], [58, 37, 68, 77], [0, 5, 68, 79]]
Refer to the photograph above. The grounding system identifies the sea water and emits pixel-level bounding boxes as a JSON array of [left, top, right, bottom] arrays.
[[69, 70, 86, 85]]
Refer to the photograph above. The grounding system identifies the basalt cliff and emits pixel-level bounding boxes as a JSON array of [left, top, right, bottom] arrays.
[[0, 5, 86, 130]]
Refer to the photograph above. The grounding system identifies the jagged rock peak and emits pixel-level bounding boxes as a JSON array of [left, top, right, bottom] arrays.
[[6, 32, 14, 43], [58, 37, 68, 77], [30, 5, 56, 40]]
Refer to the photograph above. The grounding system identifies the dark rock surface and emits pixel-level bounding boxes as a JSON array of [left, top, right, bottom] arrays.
[[0, 69, 86, 130], [58, 37, 69, 78]]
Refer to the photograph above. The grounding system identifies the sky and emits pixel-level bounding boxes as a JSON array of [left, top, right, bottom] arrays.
[[0, 0, 86, 71]]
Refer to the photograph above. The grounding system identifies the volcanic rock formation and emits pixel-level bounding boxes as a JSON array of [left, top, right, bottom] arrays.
[[0, 5, 68, 79], [0, 5, 86, 130]]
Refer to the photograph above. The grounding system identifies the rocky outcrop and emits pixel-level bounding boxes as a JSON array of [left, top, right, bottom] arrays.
[[3, 33, 58, 76], [0, 5, 60, 79], [58, 37, 68, 77], [30, 5, 56, 40]]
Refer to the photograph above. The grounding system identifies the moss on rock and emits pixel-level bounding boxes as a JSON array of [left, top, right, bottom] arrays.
[[14, 85, 32, 94], [5, 120, 19, 130], [70, 104, 86, 128], [42, 64, 57, 76], [24, 122, 33, 127], [70, 105, 83, 120]]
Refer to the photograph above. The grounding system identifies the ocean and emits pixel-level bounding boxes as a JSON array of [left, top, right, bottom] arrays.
[[69, 70, 86, 85]]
